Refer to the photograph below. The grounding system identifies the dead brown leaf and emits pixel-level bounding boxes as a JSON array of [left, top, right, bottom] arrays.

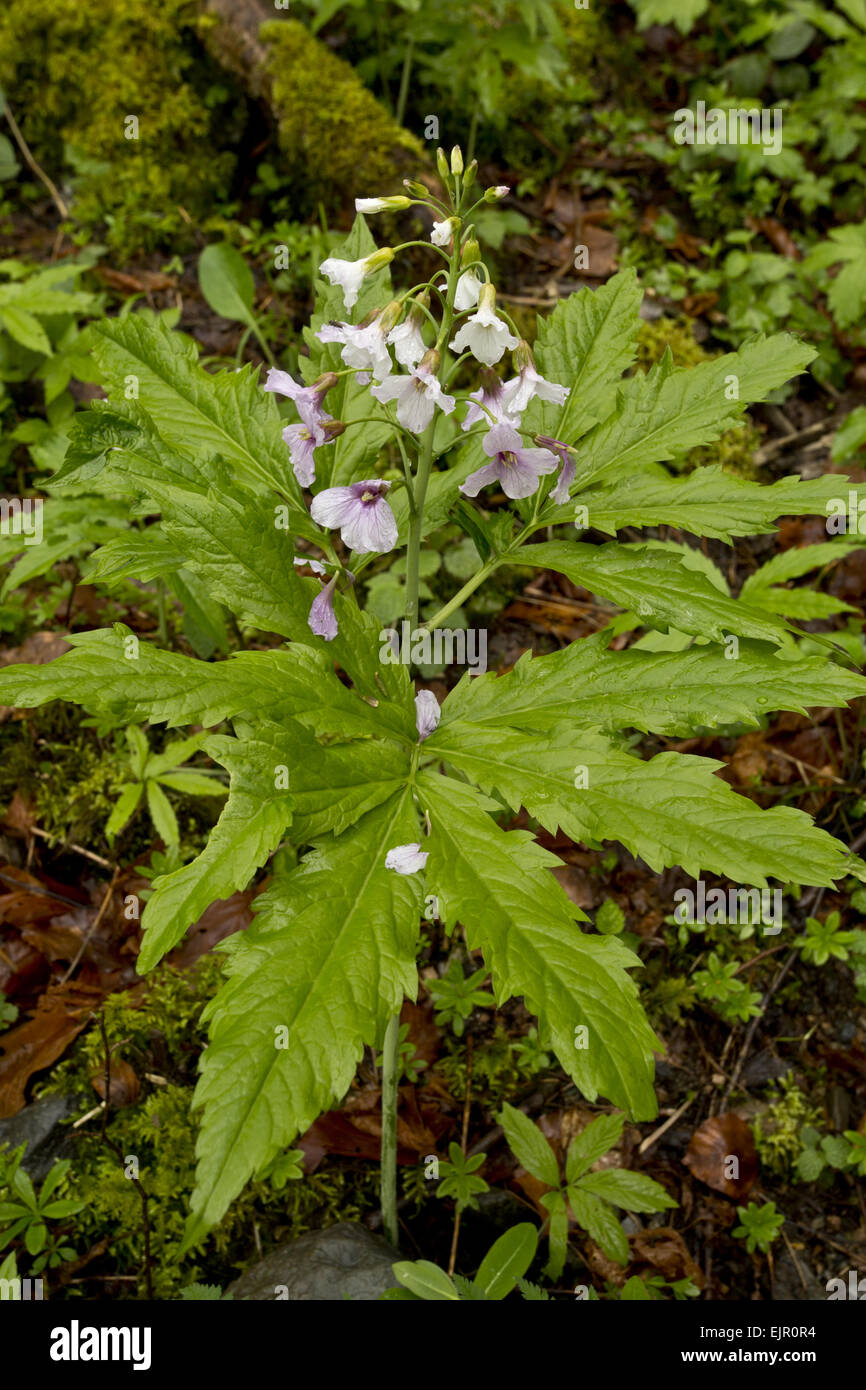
[[683, 1112, 758, 1198]]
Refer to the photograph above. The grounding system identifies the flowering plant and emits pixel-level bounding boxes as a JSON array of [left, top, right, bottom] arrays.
[[1, 146, 864, 1250]]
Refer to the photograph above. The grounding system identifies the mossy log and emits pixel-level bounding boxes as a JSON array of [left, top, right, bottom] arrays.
[[202, 1, 426, 213]]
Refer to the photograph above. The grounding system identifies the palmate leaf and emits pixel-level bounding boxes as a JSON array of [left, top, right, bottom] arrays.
[[551, 465, 866, 542], [0, 626, 412, 744], [525, 269, 643, 442], [419, 772, 659, 1118], [138, 731, 294, 972], [184, 789, 422, 1242], [518, 540, 793, 644], [86, 312, 302, 501], [425, 723, 864, 887], [440, 632, 866, 737], [574, 334, 816, 488]]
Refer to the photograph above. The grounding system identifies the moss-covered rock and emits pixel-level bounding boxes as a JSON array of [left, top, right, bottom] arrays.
[[260, 20, 423, 216], [0, 0, 241, 257]]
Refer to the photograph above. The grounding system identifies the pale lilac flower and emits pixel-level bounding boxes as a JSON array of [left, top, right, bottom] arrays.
[[318, 320, 392, 383], [308, 575, 339, 641], [371, 366, 455, 435], [537, 436, 576, 505], [387, 318, 426, 369], [385, 843, 429, 874], [454, 270, 483, 311], [264, 368, 335, 433], [460, 423, 559, 500], [461, 367, 517, 432], [501, 364, 570, 416], [310, 479, 398, 554], [294, 555, 326, 576], [415, 690, 440, 741], [431, 217, 457, 247], [450, 286, 519, 367], [282, 422, 326, 488], [319, 249, 393, 311]]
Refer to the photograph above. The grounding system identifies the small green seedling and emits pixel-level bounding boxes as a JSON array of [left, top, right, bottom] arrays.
[[733, 1200, 785, 1254], [429, 959, 493, 1036], [106, 726, 226, 847]]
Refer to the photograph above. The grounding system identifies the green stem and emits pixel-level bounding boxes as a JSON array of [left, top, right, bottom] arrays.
[[395, 34, 414, 126], [380, 1012, 401, 1249], [423, 554, 502, 629]]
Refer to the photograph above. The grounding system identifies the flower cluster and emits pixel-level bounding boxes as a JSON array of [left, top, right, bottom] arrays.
[[261, 146, 574, 643]]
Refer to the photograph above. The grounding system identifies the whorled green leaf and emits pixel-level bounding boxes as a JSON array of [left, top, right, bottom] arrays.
[[184, 789, 422, 1242], [426, 722, 865, 886], [440, 631, 866, 738], [420, 772, 659, 1118]]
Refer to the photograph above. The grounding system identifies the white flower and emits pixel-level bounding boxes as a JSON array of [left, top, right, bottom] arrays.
[[454, 271, 482, 311], [317, 320, 392, 382], [387, 318, 426, 369], [318, 257, 368, 311], [500, 364, 570, 416], [450, 292, 519, 368], [385, 843, 429, 875], [371, 367, 455, 434], [318, 249, 393, 311], [431, 217, 457, 247]]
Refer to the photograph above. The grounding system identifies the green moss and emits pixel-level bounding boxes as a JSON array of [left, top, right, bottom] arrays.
[[261, 20, 423, 216], [40, 959, 382, 1298], [0, 0, 241, 256], [753, 1076, 822, 1178]]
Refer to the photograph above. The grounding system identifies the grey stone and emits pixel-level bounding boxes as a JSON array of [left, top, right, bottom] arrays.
[[0, 1093, 83, 1182], [228, 1222, 401, 1301]]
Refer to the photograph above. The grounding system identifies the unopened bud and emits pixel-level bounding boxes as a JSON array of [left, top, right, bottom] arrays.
[[463, 160, 478, 189], [484, 185, 510, 202], [450, 146, 464, 175], [355, 195, 412, 213], [321, 420, 347, 443], [404, 179, 431, 198], [461, 237, 481, 267], [436, 148, 450, 179]]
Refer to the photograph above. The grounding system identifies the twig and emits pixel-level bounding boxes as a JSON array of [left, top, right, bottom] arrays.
[[30, 826, 114, 869], [638, 1090, 699, 1155], [98, 1013, 153, 1299], [719, 948, 799, 1109], [780, 1228, 809, 1293], [2, 100, 68, 220], [0, 868, 85, 910], [447, 1035, 474, 1279], [755, 416, 843, 464], [60, 868, 120, 985]]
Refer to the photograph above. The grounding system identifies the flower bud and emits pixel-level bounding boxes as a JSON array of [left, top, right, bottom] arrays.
[[463, 160, 478, 189], [484, 185, 510, 202], [436, 148, 450, 179], [355, 195, 412, 213], [450, 145, 464, 175], [403, 179, 431, 198], [461, 237, 481, 267]]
